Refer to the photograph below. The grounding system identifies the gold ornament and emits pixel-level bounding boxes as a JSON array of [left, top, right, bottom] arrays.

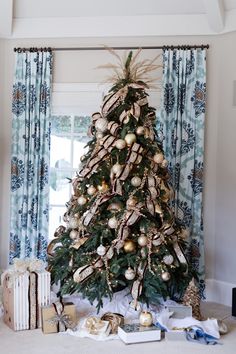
[[96, 244, 106, 256], [139, 311, 153, 327], [108, 216, 118, 229], [126, 196, 137, 208], [163, 254, 174, 265], [131, 176, 142, 187], [95, 117, 108, 132], [161, 271, 171, 281], [136, 126, 145, 135], [124, 133, 136, 146], [182, 278, 202, 320], [97, 181, 109, 192], [87, 185, 97, 196], [138, 235, 148, 247], [112, 163, 123, 175], [124, 267, 136, 280], [153, 152, 164, 164], [123, 239, 136, 253], [107, 202, 123, 212], [77, 196, 87, 205], [69, 230, 78, 240], [115, 139, 126, 150]]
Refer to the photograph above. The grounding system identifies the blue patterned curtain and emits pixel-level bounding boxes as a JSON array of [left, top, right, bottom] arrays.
[[9, 50, 53, 263], [157, 48, 206, 297]]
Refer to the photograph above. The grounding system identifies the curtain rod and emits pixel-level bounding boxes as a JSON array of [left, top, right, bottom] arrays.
[[14, 44, 209, 53]]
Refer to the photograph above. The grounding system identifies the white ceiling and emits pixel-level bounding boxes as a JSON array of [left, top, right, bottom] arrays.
[[13, 0, 206, 18], [1, 0, 236, 38]]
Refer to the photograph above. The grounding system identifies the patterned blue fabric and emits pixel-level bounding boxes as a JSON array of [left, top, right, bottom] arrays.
[[9, 51, 53, 263], [157, 49, 206, 297]]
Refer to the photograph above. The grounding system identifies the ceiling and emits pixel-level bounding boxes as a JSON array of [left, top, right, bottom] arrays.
[[1, 0, 236, 38]]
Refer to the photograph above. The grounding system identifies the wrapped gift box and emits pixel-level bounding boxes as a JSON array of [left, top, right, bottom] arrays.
[[41, 301, 77, 334], [167, 304, 192, 319], [118, 323, 161, 344], [2, 268, 50, 331]]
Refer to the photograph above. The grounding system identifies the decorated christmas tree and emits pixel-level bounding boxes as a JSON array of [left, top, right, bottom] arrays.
[[48, 50, 193, 309]]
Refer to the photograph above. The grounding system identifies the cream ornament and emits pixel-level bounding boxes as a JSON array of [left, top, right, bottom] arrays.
[[87, 185, 97, 196], [77, 196, 87, 205], [153, 153, 164, 164], [131, 176, 142, 187], [124, 267, 136, 280], [161, 271, 171, 281], [108, 216, 118, 229], [96, 244, 106, 256], [69, 230, 78, 240], [138, 235, 148, 247], [163, 254, 174, 265], [139, 311, 153, 327], [112, 163, 123, 175], [136, 126, 145, 135], [124, 133, 136, 146], [115, 139, 126, 150], [95, 117, 108, 132]]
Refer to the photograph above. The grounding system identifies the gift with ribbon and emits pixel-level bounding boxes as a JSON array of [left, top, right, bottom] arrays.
[[2, 258, 50, 331], [41, 299, 77, 334]]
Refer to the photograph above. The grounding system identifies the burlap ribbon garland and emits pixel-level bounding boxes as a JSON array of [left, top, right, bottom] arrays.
[[131, 262, 147, 306], [82, 193, 113, 226]]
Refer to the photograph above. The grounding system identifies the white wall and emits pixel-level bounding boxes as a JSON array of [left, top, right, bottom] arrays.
[[0, 34, 235, 305]]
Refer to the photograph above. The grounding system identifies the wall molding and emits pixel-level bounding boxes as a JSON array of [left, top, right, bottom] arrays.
[[205, 278, 236, 307]]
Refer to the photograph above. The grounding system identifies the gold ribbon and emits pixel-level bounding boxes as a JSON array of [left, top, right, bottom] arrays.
[[73, 258, 103, 283], [131, 262, 147, 305], [102, 86, 129, 116]]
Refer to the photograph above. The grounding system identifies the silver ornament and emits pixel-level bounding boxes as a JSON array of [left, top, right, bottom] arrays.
[[77, 196, 87, 205], [108, 216, 118, 229], [139, 311, 153, 327], [124, 267, 136, 280], [68, 217, 79, 229], [96, 244, 106, 256], [163, 254, 174, 265], [87, 185, 97, 196], [161, 271, 171, 281], [138, 235, 148, 247], [115, 139, 126, 150], [95, 117, 108, 132], [131, 176, 142, 187]]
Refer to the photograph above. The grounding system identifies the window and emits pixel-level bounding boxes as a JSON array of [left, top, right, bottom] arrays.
[[49, 115, 91, 239], [48, 83, 108, 239]]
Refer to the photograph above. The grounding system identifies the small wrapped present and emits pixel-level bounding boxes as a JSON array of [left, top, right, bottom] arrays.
[[41, 300, 77, 334], [101, 312, 124, 334], [2, 258, 50, 331], [81, 317, 111, 336]]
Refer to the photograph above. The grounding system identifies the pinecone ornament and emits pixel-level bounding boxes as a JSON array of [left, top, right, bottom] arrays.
[[182, 278, 202, 320]]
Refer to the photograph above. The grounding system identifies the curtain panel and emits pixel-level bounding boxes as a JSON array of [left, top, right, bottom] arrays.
[[157, 48, 206, 297], [9, 50, 53, 263]]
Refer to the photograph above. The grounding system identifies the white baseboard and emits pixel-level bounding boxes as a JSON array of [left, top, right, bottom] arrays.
[[205, 278, 236, 307]]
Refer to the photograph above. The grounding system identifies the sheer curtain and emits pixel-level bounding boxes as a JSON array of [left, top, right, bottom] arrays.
[[9, 49, 53, 263], [157, 48, 206, 296]]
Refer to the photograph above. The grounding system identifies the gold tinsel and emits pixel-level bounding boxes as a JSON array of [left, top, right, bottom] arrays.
[[182, 278, 202, 320]]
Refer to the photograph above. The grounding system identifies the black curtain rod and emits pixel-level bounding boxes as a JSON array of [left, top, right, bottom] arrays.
[[14, 44, 209, 53]]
